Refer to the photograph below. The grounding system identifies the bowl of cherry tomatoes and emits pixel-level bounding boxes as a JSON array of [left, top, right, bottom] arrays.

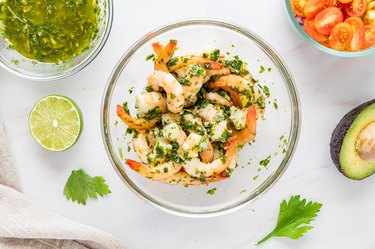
[[286, 0, 375, 57]]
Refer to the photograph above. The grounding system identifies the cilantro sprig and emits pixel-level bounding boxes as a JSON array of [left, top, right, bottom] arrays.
[[63, 169, 111, 205], [257, 195, 322, 245]]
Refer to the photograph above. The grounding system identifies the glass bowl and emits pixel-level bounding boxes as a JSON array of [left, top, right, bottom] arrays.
[[0, 0, 113, 81], [285, 0, 375, 57], [101, 19, 300, 217]]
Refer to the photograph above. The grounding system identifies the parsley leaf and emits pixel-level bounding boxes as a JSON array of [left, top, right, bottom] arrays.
[[63, 169, 111, 205], [257, 195, 322, 245]]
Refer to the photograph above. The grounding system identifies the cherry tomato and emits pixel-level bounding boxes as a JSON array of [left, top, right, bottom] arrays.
[[304, 18, 329, 43], [345, 17, 365, 51], [344, 0, 366, 17], [337, 0, 353, 3], [363, 25, 375, 49], [291, 0, 307, 17], [304, 0, 335, 19], [329, 22, 354, 50], [314, 7, 344, 35]]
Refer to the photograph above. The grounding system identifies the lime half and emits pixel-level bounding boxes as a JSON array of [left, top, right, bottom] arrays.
[[29, 95, 83, 152]]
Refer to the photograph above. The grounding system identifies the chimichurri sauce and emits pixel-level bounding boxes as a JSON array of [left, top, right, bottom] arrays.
[[0, 0, 99, 63]]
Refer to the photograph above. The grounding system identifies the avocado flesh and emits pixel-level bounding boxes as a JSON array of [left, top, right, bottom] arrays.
[[330, 100, 375, 180]]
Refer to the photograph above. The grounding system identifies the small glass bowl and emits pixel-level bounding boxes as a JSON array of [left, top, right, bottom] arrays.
[[101, 19, 300, 217], [285, 0, 375, 57], [0, 0, 113, 81]]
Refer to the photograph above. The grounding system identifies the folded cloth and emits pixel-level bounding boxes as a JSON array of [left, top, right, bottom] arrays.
[[0, 118, 128, 249]]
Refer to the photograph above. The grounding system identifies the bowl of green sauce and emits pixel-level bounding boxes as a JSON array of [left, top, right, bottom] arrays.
[[0, 0, 112, 80]]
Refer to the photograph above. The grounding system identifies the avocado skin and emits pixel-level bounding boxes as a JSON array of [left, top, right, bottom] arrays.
[[330, 99, 375, 179]]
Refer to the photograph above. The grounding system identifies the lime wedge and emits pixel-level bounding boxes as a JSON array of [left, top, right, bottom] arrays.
[[29, 95, 83, 152]]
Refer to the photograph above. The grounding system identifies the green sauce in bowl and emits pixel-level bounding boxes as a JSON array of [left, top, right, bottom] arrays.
[[0, 0, 99, 63]]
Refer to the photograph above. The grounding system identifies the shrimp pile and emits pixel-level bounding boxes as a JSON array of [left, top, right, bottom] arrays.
[[117, 40, 266, 186]]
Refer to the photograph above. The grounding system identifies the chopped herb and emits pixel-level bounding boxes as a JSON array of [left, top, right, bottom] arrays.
[[189, 64, 205, 77], [177, 77, 191, 86], [206, 187, 217, 195], [167, 57, 179, 67], [260, 155, 271, 167], [146, 54, 155, 61], [145, 86, 154, 92], [118, 147, 123, 160], [114, 120, 118, 126], [267, 67, 272, 72], [256, 96, 266, 109], [273, 100, 279, 110], [143, 107, 162, 120], [240, 190, 247, 194], [260, 85, 270, 98], [122, 102, 130, 114], [128, 87, 134, 94], [210, 49, 220, 61], [253, 175, 259, 180], [169, 39, 177, 44], [259, 66, 265, 73]]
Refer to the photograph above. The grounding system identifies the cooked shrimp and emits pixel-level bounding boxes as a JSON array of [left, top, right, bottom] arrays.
[[135, 92, 167, 118], [133, 132, 151, 163], [200, 141, 214, 163], [234, 107, 257, 146], [126, 159, 182, 181], [147, 71, 185, 113], [159, 171, 228, 186], [181, 133, 208, 158], [208, 75, 254, 108], [152, 41, 177, 72], [162, 122, 187, 146], [117, 105, 160, 131], [180, 112, 214, 162], [196, 103, 226, 123], [183, 137, 238, 178], [174, 64, 206, 106], [205, 92, 232, 107], [161, 113, 181, 125]]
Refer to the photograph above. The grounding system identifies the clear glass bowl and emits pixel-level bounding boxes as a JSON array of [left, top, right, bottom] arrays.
[[101, 19, 300, 217], [285, 0, 375, 57], [0, 0, 113, 81]]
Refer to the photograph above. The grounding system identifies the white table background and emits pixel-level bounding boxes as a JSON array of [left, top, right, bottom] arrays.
[[1, 0, 375, 248]]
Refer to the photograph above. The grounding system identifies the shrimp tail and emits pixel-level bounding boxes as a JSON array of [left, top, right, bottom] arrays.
[[116, 104, 159, 131], [126, 159, 152, 178], [200, 141, 214, 163], [153, 41, 177, 72]]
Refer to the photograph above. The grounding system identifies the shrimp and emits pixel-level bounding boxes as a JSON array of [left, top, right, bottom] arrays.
[[181, 133, 208, 158], [205, 92, 232, 107], [132, 132, 151, 163], [183, 137, 238, 178], [181, 112, 214, 162], [147, 71, 185, 113], [159, 171, 228, 186], [208, 75, 254, 108], [200, 141, 214, 163], [233, 107, 257, 146], [135, 92, 167, 118], [162, 122, 187, 146], [152, 41, 177, 72], [126, 159, 182, 181], [161, 113, 181, 125], [174, 64, 206, 106], [117, 105, 160, 131]]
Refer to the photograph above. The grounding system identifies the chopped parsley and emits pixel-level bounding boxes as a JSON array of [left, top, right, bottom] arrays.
[[145, 86, 154, 92], [146, 54, 155, 61], [260, 155, 271, 167], [259, 66, 266, 73], [210, 49, 220, 61], [189, 64, 205, 77], [206, 188, 217, 195], [122, 102, 130, 114], [167, 57, 179, 68]]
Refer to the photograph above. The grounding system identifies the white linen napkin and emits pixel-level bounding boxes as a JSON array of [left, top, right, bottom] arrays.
[[0, 118, 128, 249]]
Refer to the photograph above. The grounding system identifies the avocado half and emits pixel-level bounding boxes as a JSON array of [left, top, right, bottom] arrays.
[[330, 100, 375, 180]]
